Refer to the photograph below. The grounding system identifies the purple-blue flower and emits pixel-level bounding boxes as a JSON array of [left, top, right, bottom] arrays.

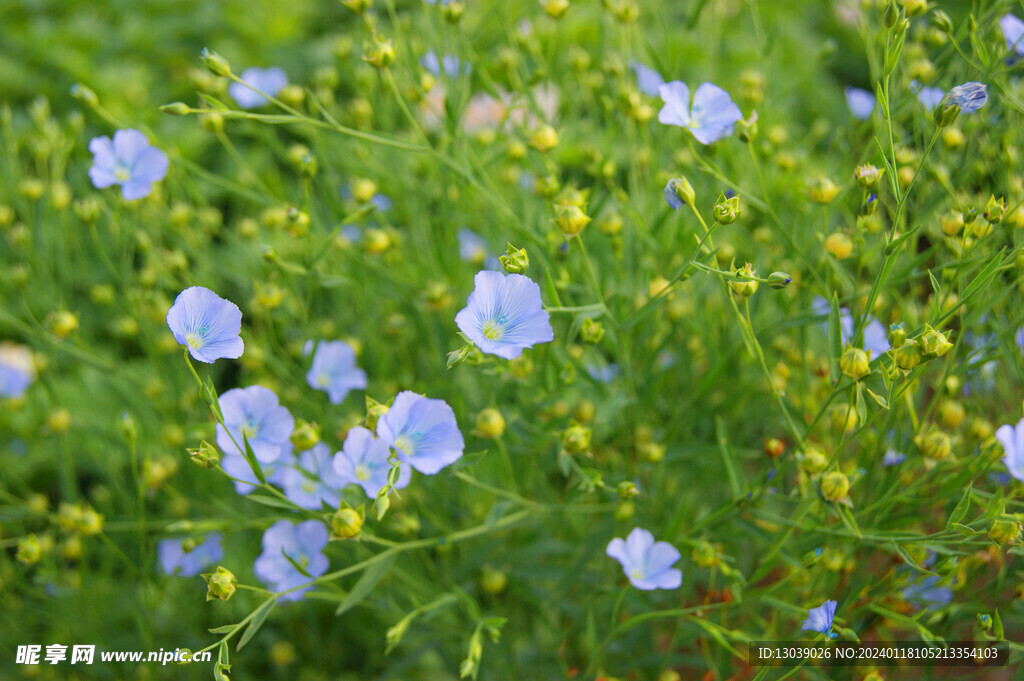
[[334, 425, 411, 497], [0, 343, 34, 399], [420, 51, 468, 77], [377, 391, 465, 475], [845, 87, 875, 120], [158, 533, 223, 577], [664, 179, 685, 210], [279, 443, 348, 510], [228, 67, 288, 109], [882, 449, 905, 466], [1001, 14, 1024, 61], [88, 129, 168, 201], [945, 82, 988, 114], [658, 81, 743, 144], [216, 385, 294, 463], [902, 575, 952, 608], [629, 60, 665, 97], [253, 520, 329, 601], [457, 227, 490, 264], [811, 296, 890, 357], [910, 80, 944, 111], [166, 286, 244, 364], [996, 418, 1024, 483], [306, 340, 366, 405], [455, 270, 554, 360], [220, 452, 288, 495], [801, 600, 837, 636], [606, 527, 682, 590]]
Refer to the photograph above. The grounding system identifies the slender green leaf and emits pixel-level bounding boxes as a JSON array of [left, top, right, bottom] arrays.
[[335, 552, 397, 616]]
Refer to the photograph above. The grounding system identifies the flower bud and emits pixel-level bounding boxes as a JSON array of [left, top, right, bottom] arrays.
[[840, 346, 871, 380], [616, 480, 639, 499], [561, 421, 591, 453], [728, 263, 758, 297], [988, 519, 1021, 545], [764, 437, 785, 458], [580, 318, 604, 344], [735, 110, 759, 142], [340, 0, 372, 13], [200, 48, 231, 77], [70, 83, 99, 108], [914, 429, 951, 461], [824, 232, 853, 260], [887, 322, 906, 349], [884, 0, 899, 28], [900, 0, 927, 18], [894, 339, 923, 370], [481, 565, 508, 594], [188, 440, 220, 468], [938, 399, 964, 429], [977, 613, 993, 631], [202, 566, 237, 601], [664, 177, 695, 209], [860, 192, 878, 216], [809, 176, 839, 203], [614, 500, 635, 521], [530, 124, 559, 152], [159, 101, 191, 116], [363, 35, 395, 69], [934, 101, 959, 128], [801, 448, 828, 475], [820, 471, 850, 502], [553, 203, 591, 236], [77, 506, 104, 535], [536, 174, 561, 199], [540, 0, 570, 19], [332, 507, 364, 539], [352, 177, 378, 203], [713, 194, 741, 224], [16, 534, 43, 565], [691, 540, 720, 568], [442, 0, 464, 23], [932, 8, 953, 33], [984, 195, 1006, 224], [475, 408, 506, 439], [854, 164, 883, 187], [499, 243, 529, 273], [767, 272, 792, 289], [918, 324, 953, 358], [290, 419, 321, 451]]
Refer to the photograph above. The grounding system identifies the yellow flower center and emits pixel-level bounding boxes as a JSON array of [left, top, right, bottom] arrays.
[[394, 435, 414, 456], [185, 332, 204, 349], [629, 568, 645, 581], [482, 320, 504, 340], [355, 463, 371, 481]]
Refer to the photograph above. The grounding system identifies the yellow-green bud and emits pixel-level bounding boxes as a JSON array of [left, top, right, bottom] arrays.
[[200, 48, 231, 77], [530, 124, 559, 152], [820, 471, 851, 502], [561, 422, 592, 453], [475, 408, 506, 439], [553, 203, 591, 236], [499, 243, 529, 274], [854, 164, 883, 187], [914, 429, 952, 461], [332, 507, 364, 539], [340, 0, 372, 13], [884, 0, 899, 28], [984, 195, 1006, 224], [159, 101, 191, 116], [70, 83, 99, 108], [363, 35, 395, 69], [888, 322, 906, 349], [900, 0, 927, 18], [203, 566, 237, 601], [824, 232, 853, 259], [536, 174, 561, 199], [767, 272, 792, 289], [713, 194, 741, 224], [188, 440, 220, 468], [580, 318, 604, 344], [442, 0, 464, 23], [918, 324, 953, 358], [658, 671, 682, 681], [977, 613, 993, 631], [691, 540, 720, 568], [641, 441, 665, 462], [894, 339, 923, 370], [809, 176, 840, 203], [667, 176, 695, 207], [735, 111, 759, 142], [934, 100, 959, 128], [540, 0, 570, 19], [932, 9, 953, 33], [938, 400, 964, 429], [614, 500, 635, 520], [290, 420, 321, 451], [801, 448, 829, 475], [728, 262, 758, 297], [78, 506, 104, 535], [840, 346, 871, 380], [989, 519, 1021, 545], [16, 534, 43, 565], [617, 481, 639, 499], [481, 565, 508, 594]]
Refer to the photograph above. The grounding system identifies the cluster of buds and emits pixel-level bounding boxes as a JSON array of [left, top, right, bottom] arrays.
[[728, 263, 758, 297], [713, 193, 741, 224], [891, 324, 953, 371]]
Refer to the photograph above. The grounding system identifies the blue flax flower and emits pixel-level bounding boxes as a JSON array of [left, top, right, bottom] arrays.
[[228, 67, 288, 109], [811, 297, 890, 357], [945, 82, 988, 114], [88, 129, 168, 201], [166, 286, 244, 363], [801, 600, 837, 636], [158, 533, 223, 577], [216, 385, 294, 464], [902, 575, 952, 609], [455, 270, 554, 360], [334, 425, 412, 497], [882, 449, 906, 466], [279, 443, 348, 510], [910, 80, 944, 111], [629, 60, 665, 97], [606, 527, 682, 590], [1001, 14, 1024, 63], [845, 87, 876, 120], [253, 520, 328, 601], [996, 418, 1024, 483], [458, 227, 490, 264], [664, 179, 685, 210], [0, 343, 34, 399], [377, 391, 465, 475], [420, 51, 468, 77], [306, 340, 366, 405], [658, 81, 743, 144]]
